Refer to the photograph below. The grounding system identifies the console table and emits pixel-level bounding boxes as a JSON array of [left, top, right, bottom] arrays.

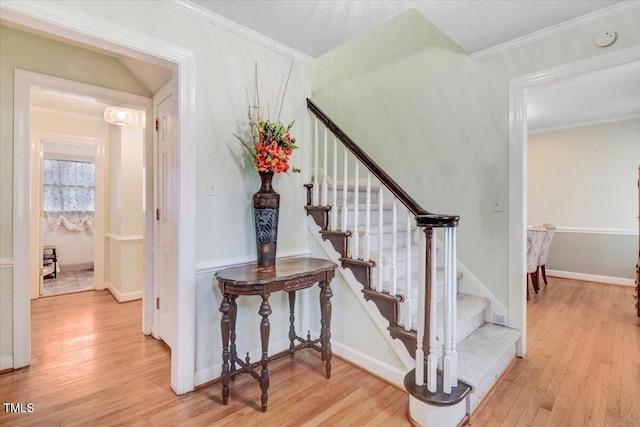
[[215, 257, 337, 412]]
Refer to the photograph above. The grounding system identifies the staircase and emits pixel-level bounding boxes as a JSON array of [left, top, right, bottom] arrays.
[[305, 98, 520, 425]]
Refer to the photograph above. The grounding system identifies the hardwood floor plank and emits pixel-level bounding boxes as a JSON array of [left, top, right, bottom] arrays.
[[0, 290, 411, 426], [471, 277, 640, 427]]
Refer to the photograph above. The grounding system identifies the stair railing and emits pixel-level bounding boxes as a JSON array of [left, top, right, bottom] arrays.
[[306, 99, 460, 395]]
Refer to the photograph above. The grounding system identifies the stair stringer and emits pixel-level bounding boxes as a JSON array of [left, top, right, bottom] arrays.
[[307, 216, 415, 374]]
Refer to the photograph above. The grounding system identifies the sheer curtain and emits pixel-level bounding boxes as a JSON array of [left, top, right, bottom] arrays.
[[44, 159, 95, 233]]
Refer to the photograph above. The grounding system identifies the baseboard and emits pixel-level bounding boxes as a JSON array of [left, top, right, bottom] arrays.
[[193, 335, 407, 390], [546, 269, 635, 287], [59, 262, 94, 273], [105, 283, 143, 302], [194, 338, 290, 387], [1, 356, 14, 371], [331, 339, 406, 388]]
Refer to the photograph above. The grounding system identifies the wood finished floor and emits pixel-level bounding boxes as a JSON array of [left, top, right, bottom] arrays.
[[471, 277, 640, 427], [0, 290, 410, 426], [1, 278, 638, 426]]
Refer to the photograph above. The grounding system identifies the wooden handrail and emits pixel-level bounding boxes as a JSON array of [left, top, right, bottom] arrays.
[[307, 98, 458, 228]]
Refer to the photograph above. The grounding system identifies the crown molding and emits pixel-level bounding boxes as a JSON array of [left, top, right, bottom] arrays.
[[528, 112, 640, 134], [164, 0, 313, 65], [472, 1, 640, 61]]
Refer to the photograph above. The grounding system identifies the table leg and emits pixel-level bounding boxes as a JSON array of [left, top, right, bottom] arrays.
[[319, 280, 333, 379], [230, 295, 238, 377], [259, 295, 272, 412], [219, 292, 232, 405], [288, 291, 296, 353]]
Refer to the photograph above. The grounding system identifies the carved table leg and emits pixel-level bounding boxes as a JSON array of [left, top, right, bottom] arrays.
[[219, 292, 232, 405], [288, 291, 296, 354], [230, 295, 238, 377], [319, 280, 333, 379], [259, 295, 272, 412]]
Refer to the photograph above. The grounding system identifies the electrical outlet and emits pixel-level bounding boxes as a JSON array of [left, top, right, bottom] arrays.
[[495, 313, 506, 326], [207, 179, 218, 196]]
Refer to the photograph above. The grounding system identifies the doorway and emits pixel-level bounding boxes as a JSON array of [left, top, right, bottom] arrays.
[[6, 1, 195, 394], [36, 136, 100, 297], [508, 45, 640, 357]]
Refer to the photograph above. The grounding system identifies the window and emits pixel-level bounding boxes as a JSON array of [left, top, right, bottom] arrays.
[[44, 159, 95, 232]]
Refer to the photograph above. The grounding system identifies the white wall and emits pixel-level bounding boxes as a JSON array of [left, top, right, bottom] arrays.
[[41, 219, 94, 269], [106, 125, 144, 301], [529, 119, 639, 230], [528, 118, 639, 280]]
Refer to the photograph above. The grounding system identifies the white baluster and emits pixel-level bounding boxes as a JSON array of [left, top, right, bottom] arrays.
[[313, 118, 319, 206], [353, 161, 360, 259], [341, 149, 348, 232], [332, 136, 337, 230], [377, 186, 384, 292], [322, 126, 328, 206], [416, 229, 426, 386], [451, 227, 458, 388], [427, 228, 437, 392], [364, 172, 371, 262], [404, 211, 412, 331], [443, 227, 453, 394], [391, 198, 397, 296]]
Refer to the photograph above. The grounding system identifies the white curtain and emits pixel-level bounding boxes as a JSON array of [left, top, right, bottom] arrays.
[[44, 159, 95, 233]]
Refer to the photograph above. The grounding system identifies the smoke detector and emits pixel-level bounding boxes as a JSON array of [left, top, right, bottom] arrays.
[[594, 30, 617, 47]]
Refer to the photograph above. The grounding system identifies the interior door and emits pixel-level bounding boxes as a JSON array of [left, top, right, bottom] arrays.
[[155, 88, 176, 348]]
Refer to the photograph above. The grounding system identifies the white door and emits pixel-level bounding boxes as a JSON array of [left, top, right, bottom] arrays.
[[154, 86, 176, 349]]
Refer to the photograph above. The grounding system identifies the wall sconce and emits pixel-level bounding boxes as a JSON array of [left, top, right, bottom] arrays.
[[104, 106, 139, 126]]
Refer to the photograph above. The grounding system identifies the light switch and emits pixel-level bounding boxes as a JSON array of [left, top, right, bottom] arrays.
[[492, 197, 503, 212], [207, 179, 218, 196]]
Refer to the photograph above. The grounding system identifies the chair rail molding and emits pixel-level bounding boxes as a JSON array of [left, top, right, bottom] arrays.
[[0, 258, 14, 269], [2, 1, 197, 395], [555, 227, 638, 236]]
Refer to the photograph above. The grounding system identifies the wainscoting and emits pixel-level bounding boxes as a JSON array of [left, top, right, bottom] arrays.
[[547, 227, 637, 286], [104, 234, 143, 302]]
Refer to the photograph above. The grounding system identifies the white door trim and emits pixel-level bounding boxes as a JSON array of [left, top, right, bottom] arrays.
[[508, 45, 640, 357], [3, 1, 197, 395]]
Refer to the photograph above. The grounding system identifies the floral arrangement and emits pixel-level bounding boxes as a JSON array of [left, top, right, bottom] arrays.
[[235, 63, 300, 174]]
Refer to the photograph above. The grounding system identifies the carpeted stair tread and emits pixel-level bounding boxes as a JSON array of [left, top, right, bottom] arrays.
[[457, 323, 521, 410]]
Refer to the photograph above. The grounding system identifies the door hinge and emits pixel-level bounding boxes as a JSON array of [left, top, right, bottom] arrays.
[[39, 267, 43, 276], [155, 118, 159, 132], [156, 208, 160, 221], [156, 297, 160, 310]]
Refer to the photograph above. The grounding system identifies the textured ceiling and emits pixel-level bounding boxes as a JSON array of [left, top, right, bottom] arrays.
[[190, 0, 624, 57]]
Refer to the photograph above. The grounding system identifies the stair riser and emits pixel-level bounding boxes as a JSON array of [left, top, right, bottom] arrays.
[[329, 188, 382, 205], [336, 206, 395, 227], [350, 234, 408, 256], [397, 296, 489, 351]]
